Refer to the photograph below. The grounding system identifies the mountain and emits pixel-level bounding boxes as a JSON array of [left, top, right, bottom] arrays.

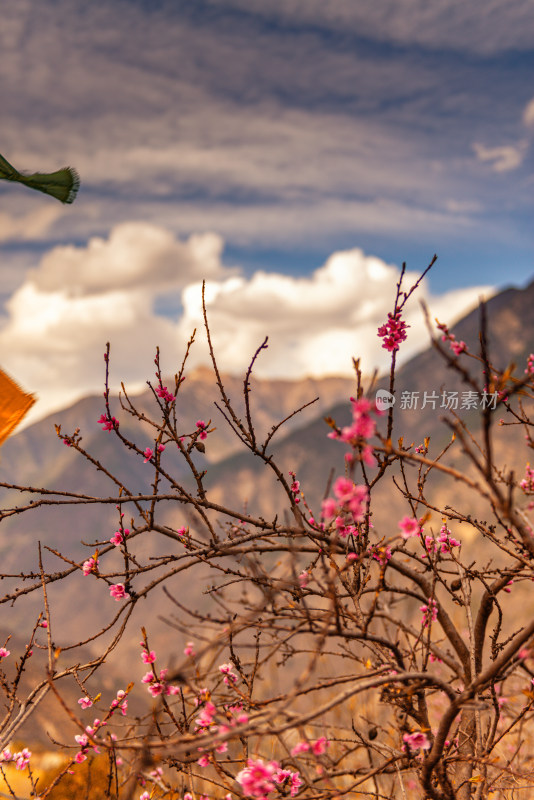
[[0, 277, 533, 669], [205, 277, 534, 528]]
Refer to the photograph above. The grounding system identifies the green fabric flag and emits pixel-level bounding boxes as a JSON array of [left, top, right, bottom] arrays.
[[0, 152, 79, 204]]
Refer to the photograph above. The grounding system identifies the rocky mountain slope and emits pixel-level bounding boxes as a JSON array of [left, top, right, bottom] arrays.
[[0, 277, 532, 669]]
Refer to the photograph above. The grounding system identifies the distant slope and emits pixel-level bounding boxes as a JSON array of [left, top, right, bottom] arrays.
[[0, 277, 532, 663]]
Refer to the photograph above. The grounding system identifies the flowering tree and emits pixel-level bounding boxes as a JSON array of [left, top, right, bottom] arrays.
[[1, 261, 534, 800]]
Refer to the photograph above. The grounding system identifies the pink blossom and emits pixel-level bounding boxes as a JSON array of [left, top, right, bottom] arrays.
[[291, 741, 310, 756], [97, 414, 119, 432], [196, 420, 208, 440], [436, 321, 468, 357], [275, 768, 302, 796], [289, 471, 300, 497], [219, 663, 239, 685], [360, 444, 376, 466], [437, 525, 461, 552], [321, 497, 338, 519], [520, 463, 534, 493], [14, 748, 31, 770], [312, 736, 329, 755], [298, 570, 309, 588], [420, 598, 438, 627], [526, 354, 534, 376], [197, 754, 210, 767], [74, 751, 87, 763], [109, 583, 130, 601], [184, 641, 195, 656], [82, 556, 98, 576], [333, 476, 356, 503], [157, 443, 165, 453], [142, 650, 156, 664], [143, 447, 153, 462], [236, 758, 280, 799], [403, 731, 431, 750], [195, 701, 217, 729], [78, 696, 93, 710], [378, 311, 409, 352], [156, 385, 175, 403], [110, 528, 129, 546], [111, 689, 128, 715], [0, 647, 10, 658], [332, 477, 368, 521], [399, 516, 421, 539], [451, 340, 467, 355], [370, 546, 392, 566]]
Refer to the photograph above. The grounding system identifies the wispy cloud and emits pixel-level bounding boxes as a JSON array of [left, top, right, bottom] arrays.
[[205, 0, 534, 55], [0, 0, 531, 262], [472, 141, 527, 172]]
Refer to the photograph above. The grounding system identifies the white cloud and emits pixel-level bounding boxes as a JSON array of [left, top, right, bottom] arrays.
[[178, 249, 492, 380], [472, 141, 527, 172], [31, 222, 227, 295], [0, 224, 492, 429]]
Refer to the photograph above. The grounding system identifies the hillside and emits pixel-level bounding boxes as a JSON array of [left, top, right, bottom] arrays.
[[0, 277, 532, 671]]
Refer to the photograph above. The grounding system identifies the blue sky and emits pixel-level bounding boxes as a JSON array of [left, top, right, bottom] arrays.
[[0, 0, 532, 423]]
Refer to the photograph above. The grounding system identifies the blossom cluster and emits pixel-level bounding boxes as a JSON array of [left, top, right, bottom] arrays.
[[290, 736, 329, 756], [143, 443, 165, 462], [328, 396, 378, 466], [194, 693, 249, 765], [74, 730, 100, 763], [142, 667, 181, 698], [140, 643, 180, 698], [322, 476, 368, 524], [289, 471, 300, 504], [520, 463, 534, 493], [110, 527, 129, 546], [219, 662, 239, 686], [235, 757, 302, 799], [196, 420, 208, 440], [110, 583, 129, 601], [436, 320, 467, 356], [74, 690, 127, 763], [525, 354, 534, 376], [403, 731, 431, 751], [97, 414, 119, 431], [156, 384, 175, 403], [420, 598, 438, 627], [370, 545, 392, 566], [0, 747, 31, 770], [423, 524, 461, 556], [82, 555, 98, 576], [398, 516, 421, 539], [377, 311, 409, 352]]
